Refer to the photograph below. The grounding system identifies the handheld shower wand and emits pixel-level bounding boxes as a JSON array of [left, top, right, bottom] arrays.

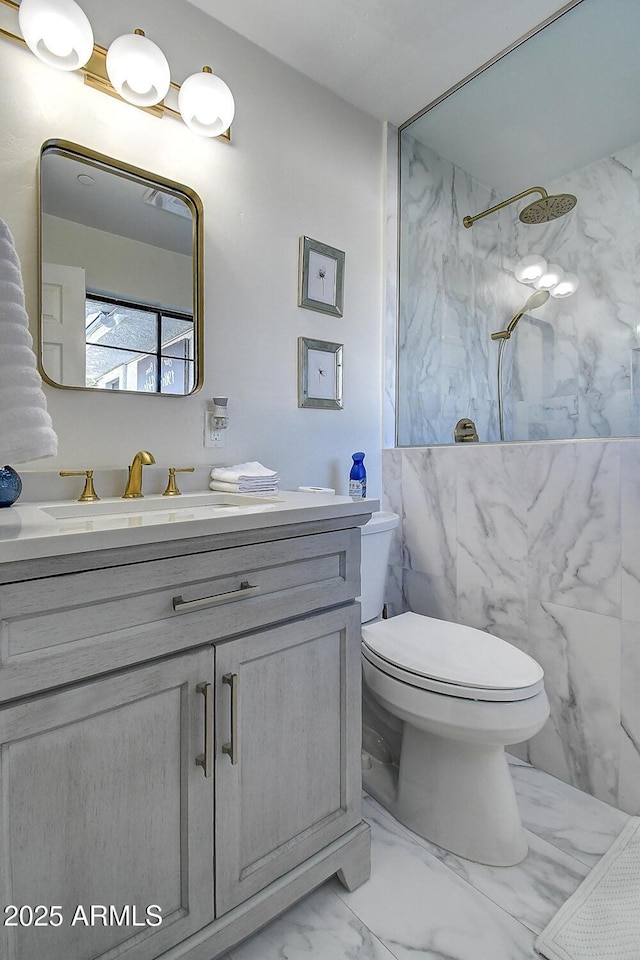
[[494, 290, 550, 440], [491, 289, 550, 340]]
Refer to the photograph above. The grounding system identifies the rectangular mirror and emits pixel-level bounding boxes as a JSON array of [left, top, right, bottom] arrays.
[[38, 140, 203, 396], [397, 0, 640, 444]]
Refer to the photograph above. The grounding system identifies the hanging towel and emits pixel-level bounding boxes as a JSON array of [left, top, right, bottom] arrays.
[[0, 218, 58, 463]]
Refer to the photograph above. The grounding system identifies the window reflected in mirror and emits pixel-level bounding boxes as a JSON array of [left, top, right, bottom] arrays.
[[85, 295, 195, 393], [38, 140, 203, 396]]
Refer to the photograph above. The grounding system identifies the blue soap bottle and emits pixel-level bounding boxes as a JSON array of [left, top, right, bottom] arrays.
[[349, 452, 366, 500]]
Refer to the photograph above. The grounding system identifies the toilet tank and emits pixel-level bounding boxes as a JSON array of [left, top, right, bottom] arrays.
[[359, 511, 400, 623]]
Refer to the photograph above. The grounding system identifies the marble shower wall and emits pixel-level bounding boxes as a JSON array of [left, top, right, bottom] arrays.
[[382, 440, 640, 815], [511, 141, 640, 440], [399, 133, 640, 444], [399, 133, 520, 445]]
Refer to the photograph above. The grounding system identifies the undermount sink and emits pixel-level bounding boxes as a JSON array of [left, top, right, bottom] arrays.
[[40, 492, 281, 521]]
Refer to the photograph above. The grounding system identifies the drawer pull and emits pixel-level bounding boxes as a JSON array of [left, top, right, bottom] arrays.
[[222, 673, 239, 765], [172, 581, 260, 613], [196, 682, 213, 778]]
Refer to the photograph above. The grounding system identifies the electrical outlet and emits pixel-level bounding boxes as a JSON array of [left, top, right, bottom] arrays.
[[203, 412, 225, 448]]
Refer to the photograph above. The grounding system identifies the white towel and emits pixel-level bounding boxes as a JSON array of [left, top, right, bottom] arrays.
[[0, 218, 58, 463], [209, 479, 280, 494], [210, 461, 279, 483]]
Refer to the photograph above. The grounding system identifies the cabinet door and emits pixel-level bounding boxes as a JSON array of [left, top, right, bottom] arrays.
[[0, 650, 214, 960], [215, 605, 362, 914]]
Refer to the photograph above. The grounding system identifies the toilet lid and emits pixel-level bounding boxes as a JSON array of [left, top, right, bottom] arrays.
[[362, 612, 543, 692]]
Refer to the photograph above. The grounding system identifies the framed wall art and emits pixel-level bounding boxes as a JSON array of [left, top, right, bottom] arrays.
[[298, 337, 343, 409], [298, 236, 345, 317]]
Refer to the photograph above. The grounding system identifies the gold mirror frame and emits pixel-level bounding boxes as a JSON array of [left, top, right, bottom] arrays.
[[37, 139, 204, 397]]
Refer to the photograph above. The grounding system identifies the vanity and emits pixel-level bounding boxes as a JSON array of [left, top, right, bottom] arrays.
[[0, 489, 374, 960]]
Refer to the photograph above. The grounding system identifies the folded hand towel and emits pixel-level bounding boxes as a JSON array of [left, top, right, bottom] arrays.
[[0, 218, 58, 463], [226, 478, 280, 488], [210, 461, 279, 483], [209, 479, 280, 494]]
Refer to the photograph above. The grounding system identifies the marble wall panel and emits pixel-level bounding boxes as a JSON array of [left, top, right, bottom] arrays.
[[403, 568, 457, 624], [621, 441, 640, 622], [380, 447, 403, 568], [456, 584, 528, 649], [398, 134, 519, 445], [525, 601, 621, 807], [382, 438, 640, 813], [527, 440, 621, 617], [620, 620, 640, 814], [456, 444, 528, 596], [401, 447, 456, 584]]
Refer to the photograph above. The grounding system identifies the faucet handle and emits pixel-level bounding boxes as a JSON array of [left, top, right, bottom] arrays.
[[163, 467, 195, 497], [60, 470, 100, 502]]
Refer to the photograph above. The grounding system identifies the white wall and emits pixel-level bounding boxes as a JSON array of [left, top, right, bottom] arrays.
[[0, 0, 384, 495], [43, 215, 193, 311]]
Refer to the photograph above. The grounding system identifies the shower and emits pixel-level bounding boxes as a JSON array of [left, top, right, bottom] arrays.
[[463, 186, 577, 229], [493, 290, 550, 441], [491, 289, 550, 341], [461, 183, 576, 439]]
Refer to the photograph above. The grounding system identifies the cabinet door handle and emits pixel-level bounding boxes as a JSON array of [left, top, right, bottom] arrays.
[[222, 673, 239, 765], [172, 581, 260, 613], [196, 682, 213, 778]]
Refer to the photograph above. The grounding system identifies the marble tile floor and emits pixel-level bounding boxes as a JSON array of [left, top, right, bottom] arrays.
[[223, 757, 631, 960]]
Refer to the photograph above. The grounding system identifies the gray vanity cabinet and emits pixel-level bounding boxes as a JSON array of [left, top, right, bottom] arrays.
[[0, 649, 215, 960], [215, 604, 362, 914], [0, 518, 370, 960]]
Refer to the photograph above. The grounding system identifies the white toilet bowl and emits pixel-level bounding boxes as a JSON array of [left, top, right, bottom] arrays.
[[359, 514, 549, 866], [362, 612, 549, 865]]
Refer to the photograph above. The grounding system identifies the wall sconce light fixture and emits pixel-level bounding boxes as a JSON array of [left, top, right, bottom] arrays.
[[1, 0, 235, 139], [513, 254, 579, 299]]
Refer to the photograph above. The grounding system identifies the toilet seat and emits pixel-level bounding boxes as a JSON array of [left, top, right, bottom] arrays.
[[362, 612, 544, 702]]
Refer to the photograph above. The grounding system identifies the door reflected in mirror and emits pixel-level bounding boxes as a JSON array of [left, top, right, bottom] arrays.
[[38, 140, 203, 396]]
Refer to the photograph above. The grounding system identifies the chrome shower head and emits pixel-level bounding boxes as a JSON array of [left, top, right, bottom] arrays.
[[519, 194, 577, 224]]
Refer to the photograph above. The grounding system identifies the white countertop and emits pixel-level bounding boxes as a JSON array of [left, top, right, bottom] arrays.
[[0, 490, 379, 564]]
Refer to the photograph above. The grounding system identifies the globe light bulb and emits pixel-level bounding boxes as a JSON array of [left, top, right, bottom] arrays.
[[18, 0, 94, 71], [106, 30, 170, 107], [178, 67, 235, 137]]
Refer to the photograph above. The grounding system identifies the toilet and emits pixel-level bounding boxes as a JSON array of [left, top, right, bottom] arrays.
[[359, 511, 549, 866]]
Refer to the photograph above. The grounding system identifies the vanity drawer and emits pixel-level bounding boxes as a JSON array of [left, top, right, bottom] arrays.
[[0, 529, 360, 702]]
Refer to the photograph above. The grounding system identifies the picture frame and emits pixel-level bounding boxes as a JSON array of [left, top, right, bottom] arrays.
[[298, 337, 343, 409], [298, 236, 345, 317]]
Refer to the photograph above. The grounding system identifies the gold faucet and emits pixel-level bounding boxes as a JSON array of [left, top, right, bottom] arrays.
[[122, 450, 155, 498]]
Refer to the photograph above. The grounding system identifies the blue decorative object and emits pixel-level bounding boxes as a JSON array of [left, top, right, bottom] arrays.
[[349, 452, 366, 500], [0, 465, 22, 507]]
